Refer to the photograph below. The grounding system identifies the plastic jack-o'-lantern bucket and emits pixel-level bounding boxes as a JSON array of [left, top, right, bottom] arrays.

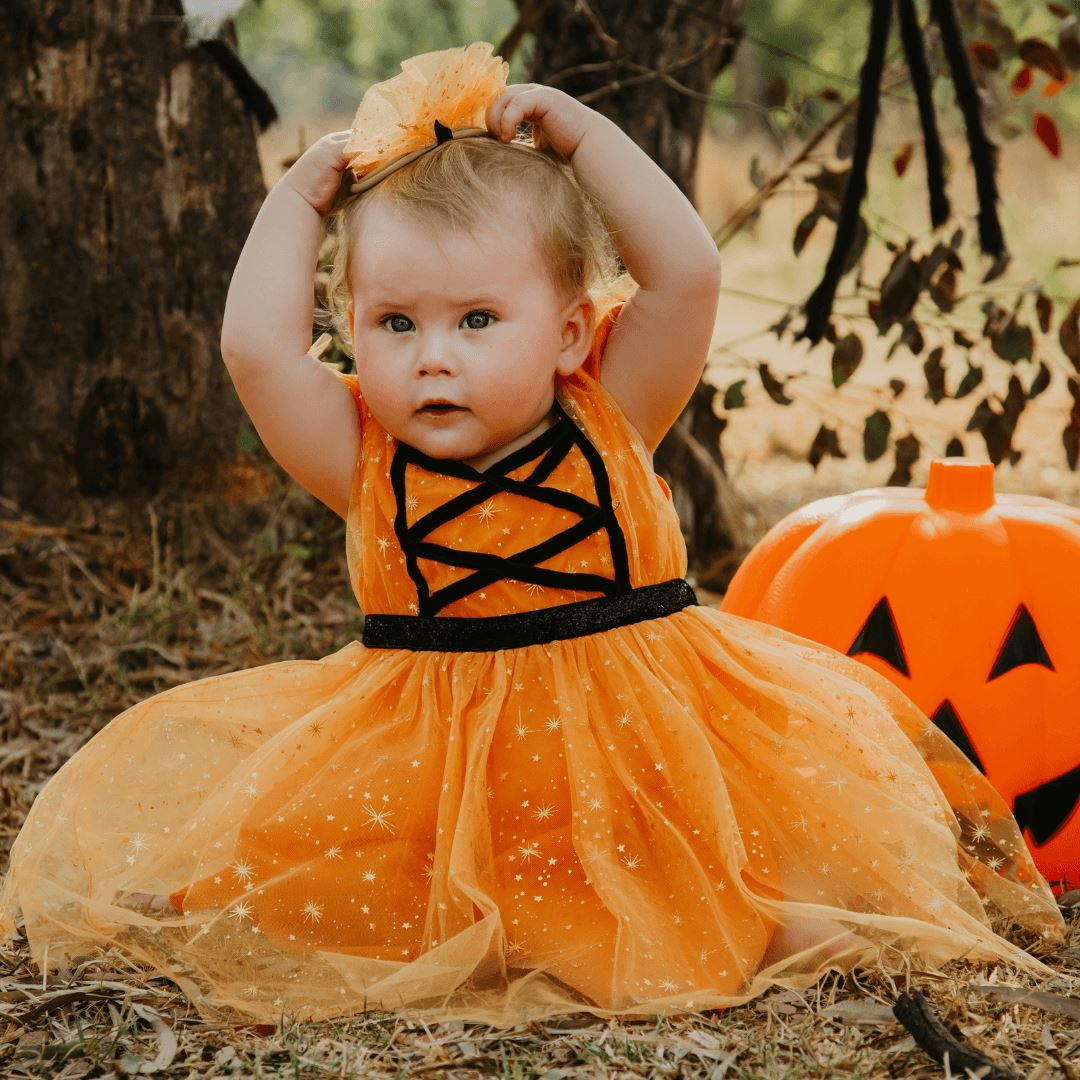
[[721, 457, 1080, 893]]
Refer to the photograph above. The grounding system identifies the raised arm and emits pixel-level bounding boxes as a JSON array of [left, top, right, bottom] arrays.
[[487, 87, 722, 455], [220, 131, 360, 519]]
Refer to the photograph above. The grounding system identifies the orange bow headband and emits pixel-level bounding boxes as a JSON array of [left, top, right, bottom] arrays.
[[345, 42, 510, 195]]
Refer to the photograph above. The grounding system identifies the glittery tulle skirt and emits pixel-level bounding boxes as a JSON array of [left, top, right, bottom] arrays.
[[0, 606, 1065, 1026]]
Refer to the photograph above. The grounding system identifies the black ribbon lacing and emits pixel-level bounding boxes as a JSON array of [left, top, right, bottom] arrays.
[[361, 397, 699, 650]]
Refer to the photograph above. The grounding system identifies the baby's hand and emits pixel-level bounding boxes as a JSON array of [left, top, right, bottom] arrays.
[[486, 85, 593, 160], [279, 130, 354, 216]]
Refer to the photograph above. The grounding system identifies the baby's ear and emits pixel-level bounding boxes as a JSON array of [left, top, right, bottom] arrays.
[[555, 294, 596, 376]]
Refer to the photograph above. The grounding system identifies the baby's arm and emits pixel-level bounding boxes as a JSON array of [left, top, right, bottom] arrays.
[[488, 88, 722, 454], [219, 132, 359, 519]]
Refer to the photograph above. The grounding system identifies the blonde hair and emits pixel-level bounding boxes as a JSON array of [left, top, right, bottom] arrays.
[[319, 134, 637, 355]]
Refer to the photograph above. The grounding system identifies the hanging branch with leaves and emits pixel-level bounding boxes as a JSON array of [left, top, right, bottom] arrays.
[[712, 0, 1080, 485], [798, 0, 1011, 348]]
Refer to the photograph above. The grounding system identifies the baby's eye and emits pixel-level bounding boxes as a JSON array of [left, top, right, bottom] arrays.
[[380, 314, 413, 334], [462, 310, 495, 330]]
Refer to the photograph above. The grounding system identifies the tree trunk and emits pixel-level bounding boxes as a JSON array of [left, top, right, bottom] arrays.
[[0, 1, 268, 525], [520, 0, 752, 589]]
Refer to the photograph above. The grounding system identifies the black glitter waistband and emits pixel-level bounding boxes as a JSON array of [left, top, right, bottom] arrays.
[[361, 578, 699, 652]]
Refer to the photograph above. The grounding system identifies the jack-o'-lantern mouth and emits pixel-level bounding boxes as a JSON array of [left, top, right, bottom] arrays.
[[930, 698, 1080, 848], [848, 595, 1078, 849], [1014, 762, 1080, 848]]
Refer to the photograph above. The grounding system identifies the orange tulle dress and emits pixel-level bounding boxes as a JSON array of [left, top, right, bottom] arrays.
[[0, 305, 1067, 1026]]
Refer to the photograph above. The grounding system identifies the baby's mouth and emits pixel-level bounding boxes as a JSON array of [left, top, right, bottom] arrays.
[[418, 402, 467, 414]]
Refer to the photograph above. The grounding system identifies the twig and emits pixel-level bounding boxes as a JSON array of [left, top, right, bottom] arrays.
[[52, 538, 115, 599], [893, 990, 1022, 1080], [712, 95, 859, 250], [576, 37, 729, 105], [410, 1054, 500, 1074], [197, 39, 277, 131], [573, 0, 618, 56], [609, 33, 737, 104], [496, 0, 561, 65], [744, 29, 915, 102]]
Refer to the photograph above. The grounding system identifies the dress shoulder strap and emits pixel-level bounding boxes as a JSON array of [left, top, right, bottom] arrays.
[[564, 301, 655, 464], [579, 301, 626, 381], [334, 370, 369, 431]]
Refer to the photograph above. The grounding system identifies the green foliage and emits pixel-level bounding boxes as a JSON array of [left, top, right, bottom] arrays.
[[707, 0, 1080, 135], [233, 0, 533, 117], [235, 427, 261, 455]]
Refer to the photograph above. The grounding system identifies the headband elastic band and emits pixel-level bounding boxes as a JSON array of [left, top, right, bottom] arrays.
[[349, 125, 497, 195]]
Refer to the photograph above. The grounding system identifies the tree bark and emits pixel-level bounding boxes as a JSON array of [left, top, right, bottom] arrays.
[[521, 0, 752, 589], [0, 1, 267, 525]]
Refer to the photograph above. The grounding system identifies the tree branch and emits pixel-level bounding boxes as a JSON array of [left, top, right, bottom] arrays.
[[893, 991, 1023, 1080], [498, 0, 562, 65], [197, 38, 277, 131]]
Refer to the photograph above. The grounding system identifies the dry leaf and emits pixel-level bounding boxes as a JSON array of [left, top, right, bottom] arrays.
[[820, 999, 899, 1024], [968, 985, 1080, 1022], [120, 1003, 178, 1074], [1033, 112, 1062, 156]]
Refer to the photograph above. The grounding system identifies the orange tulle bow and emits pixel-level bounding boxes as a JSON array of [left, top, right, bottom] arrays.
[[345, 42, 510, 194]]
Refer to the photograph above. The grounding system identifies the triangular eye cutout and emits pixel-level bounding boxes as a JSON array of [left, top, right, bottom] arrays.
[[988, 604, 1054, 680], [930, 699, 986, 774], [847, 597, 909, 676]]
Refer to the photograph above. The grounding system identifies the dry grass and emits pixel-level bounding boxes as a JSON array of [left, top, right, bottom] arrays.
[[1, 479, 1079, 1079]]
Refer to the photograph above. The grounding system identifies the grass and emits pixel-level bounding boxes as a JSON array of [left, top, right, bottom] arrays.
[[1, 472, 1078, 1079]]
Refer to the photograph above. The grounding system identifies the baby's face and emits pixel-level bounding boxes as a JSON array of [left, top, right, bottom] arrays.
[[347, 203, 590, 468]]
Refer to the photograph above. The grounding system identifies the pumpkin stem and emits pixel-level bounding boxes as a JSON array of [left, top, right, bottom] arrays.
[[924, 458, 995, 512]]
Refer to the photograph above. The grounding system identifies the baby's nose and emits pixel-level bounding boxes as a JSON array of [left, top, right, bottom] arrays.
[[416, 349, 459, 376]]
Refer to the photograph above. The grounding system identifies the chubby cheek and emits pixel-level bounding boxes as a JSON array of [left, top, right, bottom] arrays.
[[491, 343, 558, 395], [353, 363, 406, 428]]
